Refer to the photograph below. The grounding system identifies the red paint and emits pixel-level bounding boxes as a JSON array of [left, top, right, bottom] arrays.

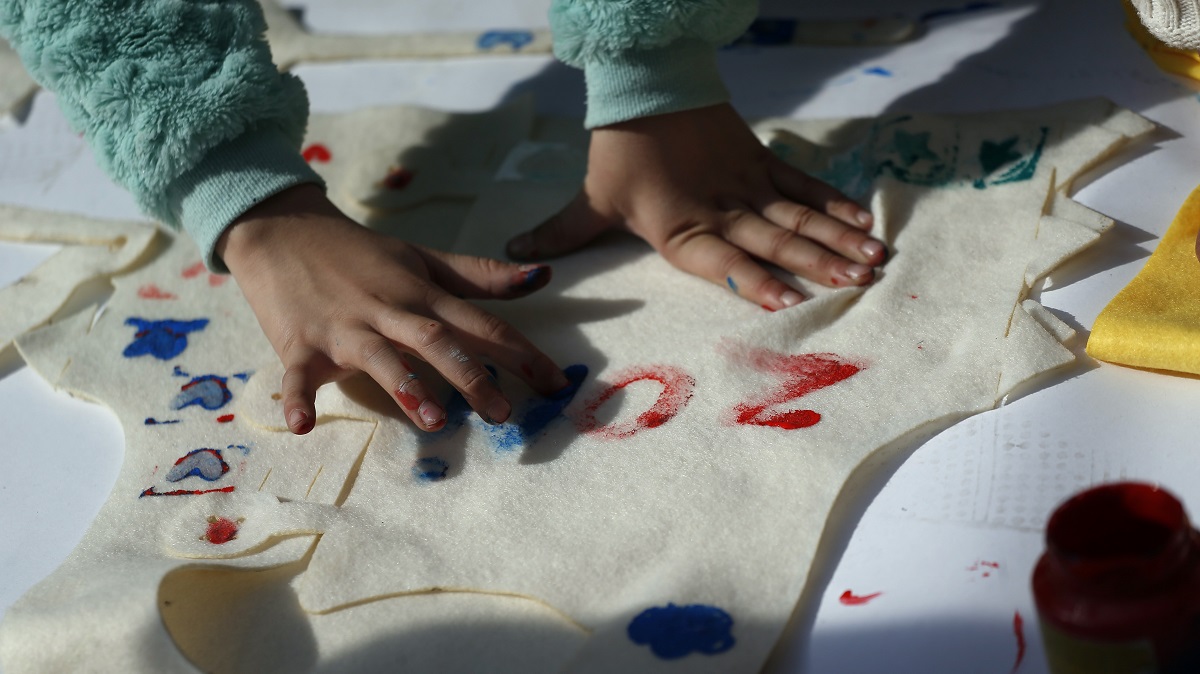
[[760, 304, 776, 312], [217, 414, 235, 423], [719, 341, 863, 430], [204, 517, 240, 544], [182, 261, 206, 279], [1033, 482, 1200, 667], [577, 365, 696, 440], [839, 590, 882, 606], [208, 274, 227, 287], [830, 277, 840, 285], [1010, 611, 1026, 674], [383, 166, 414, 190], [395, 389, 419, 411], [140, 486, 235, 498], [137, 284, 177, 300], [968, 560, 1001, 572], [910, 294, 918, 299], [302, 143, 332, 163]]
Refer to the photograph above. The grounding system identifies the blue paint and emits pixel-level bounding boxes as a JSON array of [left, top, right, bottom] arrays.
[[123, 318, 208, 360], [172, 365, 190, 377], [172, 374, 232, 411], [412, 457, 449, 482], [145, 417, 181, 425], [489, 364, 587, 452], [974, 126, 1047, 189], [165, 448, 229, 482], [228, 444, 252, 455], [726, 277, 738, 293], [232, 371, 253, 382], [627, 603, 736, 659], [477, 30, 534, 51], [918, 1, 1001, 23], [863, 66, 892, 77]]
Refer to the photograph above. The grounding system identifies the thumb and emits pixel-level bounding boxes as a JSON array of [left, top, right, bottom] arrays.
[[506, 190, 615, 261]]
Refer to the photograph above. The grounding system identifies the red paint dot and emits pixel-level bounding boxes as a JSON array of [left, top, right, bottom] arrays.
[[302, 143, 332, 163], [839, 590, 882, 606], [137, 284, 177, 300], [204, 517, 240, 544], [830, 277, 840, 285], [182, 261, 206, 279], [382, 166, 415, 190], [910, 294, 919, 299], [208, 274, 228, 287], [217, 414, 235, 423]]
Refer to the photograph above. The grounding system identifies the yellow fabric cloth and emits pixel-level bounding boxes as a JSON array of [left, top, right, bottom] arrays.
[[1123, 0, 1200, 81], [1088, 185, 1200, 374]]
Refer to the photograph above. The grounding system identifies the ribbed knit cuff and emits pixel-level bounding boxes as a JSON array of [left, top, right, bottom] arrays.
[[582, 38, 729, 129], [166, 127, 325, 273]]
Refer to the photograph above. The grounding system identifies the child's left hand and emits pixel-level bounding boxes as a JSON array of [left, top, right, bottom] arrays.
[[506, 103, 887, 310]]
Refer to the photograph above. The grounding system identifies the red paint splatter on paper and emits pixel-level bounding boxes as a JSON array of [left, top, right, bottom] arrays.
[[140, 486, 235, 498], [204, 516, 240, 544], [302, 143, 332, 163], [1011, 611, 1026, 673], [382, 166, 415, 190], [718, 342, 863, 430], [182, 262, 206, 279], [217, 414, 235, 423], [137, 284, 177, 300], [839, 590, 882, 606], [577, 365, 696, 440]]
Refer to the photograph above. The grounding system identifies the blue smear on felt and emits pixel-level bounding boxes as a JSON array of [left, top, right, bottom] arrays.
[[172, 374, 232, 411], [477, 30, 534, 50], [628, 603, 736, 659], [412, 456, 449, 482], [489, 364, 588, 452], [123, 318, 208, 360], [145, 418, 180, 425]]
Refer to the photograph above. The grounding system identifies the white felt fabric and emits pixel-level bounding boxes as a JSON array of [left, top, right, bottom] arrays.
[[0, 38, 37, 117], [0, 99, 1151, 673]]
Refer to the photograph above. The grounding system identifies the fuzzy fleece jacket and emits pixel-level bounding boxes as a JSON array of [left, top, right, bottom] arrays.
[[0, 0, 756, 270]]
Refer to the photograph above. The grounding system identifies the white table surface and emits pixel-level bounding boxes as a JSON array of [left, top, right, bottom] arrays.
[[4, 1, 1200, 672]]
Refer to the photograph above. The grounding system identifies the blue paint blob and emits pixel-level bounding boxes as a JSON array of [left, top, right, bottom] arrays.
[[172, 365, 190, 377], [726, 277, 738, 293], [172, 374, 232, 411], [165, 448, 229, 483], [477, 30, 534, 51], [228, 444, 252, 455], [489, 364, 587, 452], [412, 456, 449, 482], [627, 603, 736, 660], [232, 371, 253, 382], [863, 66, 892, 77], [123, 318, 208, 360], [145, 417, 181, 425]]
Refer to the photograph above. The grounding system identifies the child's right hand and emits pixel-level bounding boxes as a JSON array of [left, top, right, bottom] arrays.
[[216, 184, 569, 435]]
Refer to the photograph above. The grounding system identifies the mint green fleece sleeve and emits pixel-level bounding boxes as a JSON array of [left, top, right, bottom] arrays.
[[0, 0, 323, 272], [549, 0, 758, 128]]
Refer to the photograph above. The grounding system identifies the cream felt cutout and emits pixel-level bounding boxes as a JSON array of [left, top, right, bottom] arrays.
[[261, 0, 553, 70], [0, 205, 158, 351], [1, 99, 1152, 674], [0, 38, 37, 117]]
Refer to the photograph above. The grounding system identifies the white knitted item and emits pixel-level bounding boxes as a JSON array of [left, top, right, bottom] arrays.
[[1130, 0, 1200, 50]]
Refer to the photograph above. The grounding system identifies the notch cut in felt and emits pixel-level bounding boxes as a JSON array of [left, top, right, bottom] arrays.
[[1087, 184, 1200, 374]]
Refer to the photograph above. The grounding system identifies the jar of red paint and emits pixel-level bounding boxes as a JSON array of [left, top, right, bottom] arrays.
[[1032, 482, 1200, 673]]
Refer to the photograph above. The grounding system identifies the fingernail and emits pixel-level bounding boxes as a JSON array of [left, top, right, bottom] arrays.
[[845, 264, 872, 281], [288, 409, 310, 432], [856, 211, 874, 226], [507, 233, 535, 259], [511, 264, 550, 291], [780, 290, 804, 307], [484, 398, 511, 425], [418, 400, 445, 427], [860, 240, 885, 262]]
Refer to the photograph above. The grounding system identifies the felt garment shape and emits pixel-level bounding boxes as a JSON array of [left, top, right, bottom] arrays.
[[1088, 183, 1200, 374], [0, 99, 1152, 674]]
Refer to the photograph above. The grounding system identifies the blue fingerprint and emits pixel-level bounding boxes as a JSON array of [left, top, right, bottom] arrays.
[[477, 30, 534, 51], [172, 374, 232, 411], [164, 448, 229, 483], [412, 457, 449, 482], [627, 603, 736, 660], [123, 318, 209, 360], [490, 364, 587, 452]]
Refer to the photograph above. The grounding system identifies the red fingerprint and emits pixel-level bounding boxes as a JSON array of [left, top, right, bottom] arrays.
[[577, 365, 695, 440], [302, 143, 332, 163], [182, 261, 206, 279]]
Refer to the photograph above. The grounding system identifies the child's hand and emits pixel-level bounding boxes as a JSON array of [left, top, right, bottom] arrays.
[[506, 104, 887, 310], [217, 184, 568, 435]]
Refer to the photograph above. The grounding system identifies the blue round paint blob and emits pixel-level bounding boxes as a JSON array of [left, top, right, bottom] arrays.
[[413, 457, 449, 482], [627, 603, 736, 660]]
